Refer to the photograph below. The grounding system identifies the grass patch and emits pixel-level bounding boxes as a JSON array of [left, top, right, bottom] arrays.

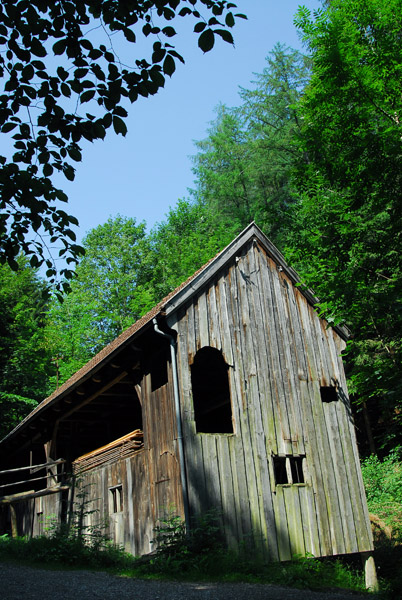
[[0, 511, 367, 595], [0, 532, 133, 572]]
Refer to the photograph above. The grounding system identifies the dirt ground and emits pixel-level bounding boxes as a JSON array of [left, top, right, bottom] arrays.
[[0, 561, 379, 600]]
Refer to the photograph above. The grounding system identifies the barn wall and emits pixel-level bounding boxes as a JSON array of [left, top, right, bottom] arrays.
[[11, 365, 184, 556], [168, 239, 373, 560], [13, 451, 151, 555]]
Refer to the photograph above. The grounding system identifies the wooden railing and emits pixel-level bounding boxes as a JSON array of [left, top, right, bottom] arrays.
[[0, 458, 69, 504]]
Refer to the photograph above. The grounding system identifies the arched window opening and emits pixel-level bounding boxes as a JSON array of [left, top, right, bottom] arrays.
[[191, 346, 233, 434]]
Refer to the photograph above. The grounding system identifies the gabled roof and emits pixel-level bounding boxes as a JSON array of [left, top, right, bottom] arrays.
[[0, 222, 348, 446]]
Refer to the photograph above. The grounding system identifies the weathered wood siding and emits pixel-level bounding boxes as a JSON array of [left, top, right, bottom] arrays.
[[168, 239, 373, 560], [13, 364, 183, 556], [142, 362, 184, 526]]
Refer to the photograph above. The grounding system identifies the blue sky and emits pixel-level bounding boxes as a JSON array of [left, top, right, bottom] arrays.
[[57, 1, 322, 243]]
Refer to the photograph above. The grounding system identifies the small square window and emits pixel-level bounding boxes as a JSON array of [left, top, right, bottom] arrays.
[[109, 485, 123, 513], [320, 386, 338, 403], [273, 455, 306, 485]]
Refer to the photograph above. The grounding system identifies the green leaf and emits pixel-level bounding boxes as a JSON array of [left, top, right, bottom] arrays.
[[61, 82, 71, 97], [113, 116, 127, 136], [43, 163, 53, 177], [80, 90, 95, 103], [67, 147, 82, 162], [103, 113, 113, 128], [22, 64, 34, 81], [30, 38, 47, 57], [162, 26, 176, 37], [225, 12, 235, 27], [142, 23, 152, 37], [53, 39, 67, 55], [163, 54, 176, 76], [8, 257, 19, 271], [152, 47, 166, 63], [198, 29, 215, 53], [2, 123, 17, 133], [57, 66, 69, 81], [124, 28, 136, 43], [215, 29, 234, 44], [194, 22, 206, 33], [63, 165, 75, 181]]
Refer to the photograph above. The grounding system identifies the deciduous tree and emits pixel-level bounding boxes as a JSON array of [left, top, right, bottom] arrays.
[[291, 0, 402, 452], [0, 0, 245, 287], [0, 258, 51, 437], [46, 215, 148, 386]]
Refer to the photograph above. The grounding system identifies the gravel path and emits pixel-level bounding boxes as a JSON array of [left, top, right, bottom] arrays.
[[0, 562, 377, 600]]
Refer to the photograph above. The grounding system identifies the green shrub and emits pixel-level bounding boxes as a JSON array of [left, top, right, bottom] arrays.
[[0, 531, 132, 570], [361, 448, 402, 541], [129, 512, 365, 592]]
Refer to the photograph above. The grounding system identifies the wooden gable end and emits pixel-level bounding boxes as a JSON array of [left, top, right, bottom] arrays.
[[167, 237, 373, 561]]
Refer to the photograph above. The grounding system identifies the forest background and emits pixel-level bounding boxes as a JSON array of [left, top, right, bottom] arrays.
[[1, 0, 402, 551]]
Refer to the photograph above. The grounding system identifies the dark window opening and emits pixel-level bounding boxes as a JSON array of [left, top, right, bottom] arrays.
[[110, 485, 123, 513], [290, 456, 305, 483], [320, 386, 338, 403], [191, 346, 233, 434], [273, 455, 306, 485], [273, 456, 288, 484]]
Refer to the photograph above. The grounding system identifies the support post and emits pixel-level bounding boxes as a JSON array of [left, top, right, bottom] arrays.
[[10, 504, 17, 538], [361, 551, 379, 592]]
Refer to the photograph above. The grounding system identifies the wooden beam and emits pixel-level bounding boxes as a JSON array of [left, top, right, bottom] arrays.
[[0, 459, 66, 476], [0, 484, 70, 505], [0, 472, 58, 490], [56, 370, 129, 423]]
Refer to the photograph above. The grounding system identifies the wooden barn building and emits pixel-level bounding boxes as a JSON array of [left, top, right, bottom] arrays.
[[0, 223, 375, 579]]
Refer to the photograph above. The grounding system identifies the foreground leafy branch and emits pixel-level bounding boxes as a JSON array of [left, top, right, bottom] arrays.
[[0, 0, 245, 288]]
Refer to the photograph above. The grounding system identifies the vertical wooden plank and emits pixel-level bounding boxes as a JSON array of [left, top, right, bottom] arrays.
[[232, 249, 272, 557], [299, 380, 331, 556], [227, 434, 253, 551], [215, 275, 234, 366], [272, 486, 292, 561], [268, 259, 301, 455], [326, 330, 373, 551], [249, 244, 280, 457], [217, 269, 255, 549], [309, 312, 358, 555], [197, 292, 209, 348], [216, 435, 238, 550], [322, 399, 356, 554], [298, 484, 321, 558], [177, 304, 208, 521], [276, 270, 307, 456], [207, 283, 222, 350], [242, 247, 282, 559], [227, 256, 259, 552], [200, 435, 223, 516], [294, 295, 338, 557], [311, 381, 346, 555], [126, 456, 135, 553], [257, 253, 292, 455], [283, 486, 306, 557]]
